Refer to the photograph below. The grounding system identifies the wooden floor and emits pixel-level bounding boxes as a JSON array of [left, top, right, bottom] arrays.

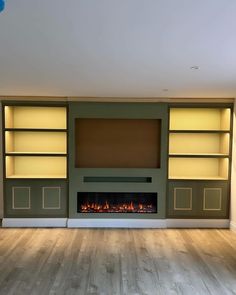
[[0, 229, 236, 295]]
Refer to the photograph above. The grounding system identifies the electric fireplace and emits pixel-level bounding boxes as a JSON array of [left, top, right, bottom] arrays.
[[77, 192, 157, 213]]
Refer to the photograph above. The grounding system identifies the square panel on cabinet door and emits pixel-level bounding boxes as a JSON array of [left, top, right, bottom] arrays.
[[167, 181, 198, 218]]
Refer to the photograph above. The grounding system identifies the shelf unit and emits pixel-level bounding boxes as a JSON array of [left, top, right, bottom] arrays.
[[168, 107, 231, 180], [2, 103, 68, 220], [3, 105, 67, 179], [167, 105, 232, 219]]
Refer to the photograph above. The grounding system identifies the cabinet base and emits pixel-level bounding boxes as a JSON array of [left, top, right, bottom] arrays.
[[67, 218, 229, 228], [1, 218, 230, 228], [2, 218, 67, 227], [166, 219, 229, 228], [67, 218, 167, 228]]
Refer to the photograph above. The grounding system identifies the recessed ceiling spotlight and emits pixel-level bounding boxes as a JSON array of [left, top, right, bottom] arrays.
[[190, 66, 199, 70]]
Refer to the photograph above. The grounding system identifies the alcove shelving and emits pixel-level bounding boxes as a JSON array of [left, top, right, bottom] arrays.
[[4, 105, 67, 179], [167, 106, 232, 219], [168, 108, 231, 180]]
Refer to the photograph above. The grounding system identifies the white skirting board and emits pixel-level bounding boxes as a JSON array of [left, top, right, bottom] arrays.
[[230, 221, 236, 231], [1, 218, 230, 228], [166, 219, 230, 228], [67, 218, 229, 228], [2, 218, 67, 228], [67, 218, 167, 228]]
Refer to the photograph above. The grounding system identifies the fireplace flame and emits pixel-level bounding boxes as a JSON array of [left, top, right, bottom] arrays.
[[80, 200, 155, 213]]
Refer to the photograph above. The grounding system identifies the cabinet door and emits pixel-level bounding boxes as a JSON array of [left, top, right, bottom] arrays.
[[167, 181, 198, 217], [197, 181, 229, 218], [167, 180, 229, 218], [5, 182, 33, 217], [4, 180, 67, 218], [33, 180, 67, 217]]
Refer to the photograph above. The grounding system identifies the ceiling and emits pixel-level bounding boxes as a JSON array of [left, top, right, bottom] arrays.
[[0, 0, 236, 99]]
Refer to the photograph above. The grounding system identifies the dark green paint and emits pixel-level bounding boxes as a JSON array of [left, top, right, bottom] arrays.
[[43, 187, 61, 209], [69, 102, 169, 219], [204, 188, 222, 210], [83, 176, 152, 183], [167, 103, 233, 219], [174, 188, 192, 210], [167, 180, 229, 218], [1, 101, 233, 221], [4, 180, 67, 218], [12, 187, 30, 209]]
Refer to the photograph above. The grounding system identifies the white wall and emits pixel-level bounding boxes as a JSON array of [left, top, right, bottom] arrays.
[[230, 99, 236, 230], [0, 102, 3, 218]]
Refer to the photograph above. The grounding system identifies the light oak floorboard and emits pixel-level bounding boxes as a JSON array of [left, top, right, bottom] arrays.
[[0, 228, 235, 295]]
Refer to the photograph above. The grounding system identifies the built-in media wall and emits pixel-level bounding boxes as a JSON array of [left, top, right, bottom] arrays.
[[1, 100, 233, 227], [69, 102, 168, 219]]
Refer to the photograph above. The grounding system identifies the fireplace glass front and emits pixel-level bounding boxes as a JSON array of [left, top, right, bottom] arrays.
[[77, 192, 157, 213]]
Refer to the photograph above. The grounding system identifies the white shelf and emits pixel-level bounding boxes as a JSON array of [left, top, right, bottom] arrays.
[[6, 152, 67, 155], [5, 106, 67, 129], [7, 174, 67, 179], [6, 155, 67, 179], [5, 131, 67, 154], [169, 153, 229, 157], [7, 151, 66, 156], [169, 108, 231, 131], [168, 157, 229, 180], [169, 132, 229, 155], [168, 176, 228, 180]]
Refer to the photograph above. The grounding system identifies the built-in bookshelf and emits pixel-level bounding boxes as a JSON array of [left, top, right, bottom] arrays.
[[168, 107, 231, 180], [4, 105, 67, 179]]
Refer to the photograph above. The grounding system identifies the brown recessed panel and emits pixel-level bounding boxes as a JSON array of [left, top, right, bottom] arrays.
[[75, 119, 161, 168]]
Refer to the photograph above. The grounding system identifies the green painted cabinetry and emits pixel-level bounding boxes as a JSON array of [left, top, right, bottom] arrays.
[[2, 102, 68, 220], [167, 104, 233, 219], [4, 180, 67, 218], [1, 101, 233, 222], [167, 180, 229, 218], [69, 102, 168, 219]]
